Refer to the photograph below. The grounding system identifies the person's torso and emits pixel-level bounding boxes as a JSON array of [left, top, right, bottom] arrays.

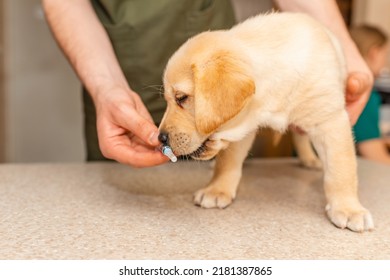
[[91, 0, 236, 123]]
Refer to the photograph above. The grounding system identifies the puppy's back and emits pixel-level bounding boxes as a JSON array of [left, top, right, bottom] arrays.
[[229, 13, 347, 126], [231, 12, 345, 72]]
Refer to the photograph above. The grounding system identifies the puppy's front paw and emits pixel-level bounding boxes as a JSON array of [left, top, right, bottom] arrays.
[[326, 203, 374, 232], [193, 186, 235, 209]]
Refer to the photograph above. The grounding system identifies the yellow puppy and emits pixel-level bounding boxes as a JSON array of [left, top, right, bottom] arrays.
[[159, 13, 373, 232]]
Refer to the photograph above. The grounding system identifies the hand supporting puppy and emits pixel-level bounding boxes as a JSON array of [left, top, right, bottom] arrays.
[[346, 71, 374, 125]]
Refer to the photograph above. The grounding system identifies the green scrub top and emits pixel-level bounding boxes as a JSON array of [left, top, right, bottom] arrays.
[[83, 0, 236, 160], [353, 89, 382, 143]]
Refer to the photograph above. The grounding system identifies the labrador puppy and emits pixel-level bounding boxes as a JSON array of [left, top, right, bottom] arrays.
[[159, 13, 373, 232]]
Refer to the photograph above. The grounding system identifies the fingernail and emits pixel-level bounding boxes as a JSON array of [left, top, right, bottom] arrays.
[[148, 131, 159, 145]]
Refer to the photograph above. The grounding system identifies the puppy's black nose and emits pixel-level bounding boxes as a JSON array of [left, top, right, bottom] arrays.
[[158, 132, 169, 144]]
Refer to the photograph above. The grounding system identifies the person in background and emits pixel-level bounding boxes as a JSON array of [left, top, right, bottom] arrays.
[[350, 25, 390, 164], [42, 0, 373, 167]]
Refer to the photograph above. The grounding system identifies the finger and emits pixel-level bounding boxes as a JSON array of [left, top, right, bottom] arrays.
[[118, 107, 160, 146], [346, 78, 360, 102], [109, 144, 169, 167], [345, 74, 372, 125], [346, 72, 371, 102], [97, 127, 169, 167]]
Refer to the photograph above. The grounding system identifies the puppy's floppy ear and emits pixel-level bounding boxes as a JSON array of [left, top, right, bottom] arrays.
[[192, 51, 255, 135]]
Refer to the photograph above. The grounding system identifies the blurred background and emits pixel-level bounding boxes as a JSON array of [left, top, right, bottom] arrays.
[[0, 0, 389, 163]]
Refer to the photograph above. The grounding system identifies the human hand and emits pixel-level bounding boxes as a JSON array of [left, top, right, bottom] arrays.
[[344, 49, 374, 125], [93, 86, 169, 167], [289, 69, 373, 134], [345, 72, 373, 125]]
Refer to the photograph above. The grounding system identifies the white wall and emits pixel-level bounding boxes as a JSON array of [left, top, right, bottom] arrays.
[[4, 0, 84, 162]]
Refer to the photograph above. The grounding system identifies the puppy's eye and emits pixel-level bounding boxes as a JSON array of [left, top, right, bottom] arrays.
[[175, 95, 188, 106]]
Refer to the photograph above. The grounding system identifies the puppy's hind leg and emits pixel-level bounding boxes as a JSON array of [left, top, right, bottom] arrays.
[[308, 111, 374, 232], [292, 131, 322, 170], [194, 131, 256, 209]]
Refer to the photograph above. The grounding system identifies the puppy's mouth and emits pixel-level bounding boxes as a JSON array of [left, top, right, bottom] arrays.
[[177, 137, 225, 160], [188, 139, 209, 158], [177, 138, 214, 160]]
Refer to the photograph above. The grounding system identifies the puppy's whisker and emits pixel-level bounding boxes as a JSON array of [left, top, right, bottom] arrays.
[[139, 90, 163, 96], [141, 84, 164, 96], [142, 84, 163, 90]]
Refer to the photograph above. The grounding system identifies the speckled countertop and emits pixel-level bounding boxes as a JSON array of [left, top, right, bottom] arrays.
[[0, 158, 389, 259]]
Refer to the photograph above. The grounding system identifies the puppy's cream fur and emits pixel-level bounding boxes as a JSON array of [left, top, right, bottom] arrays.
[[159, 13, 373, 232]]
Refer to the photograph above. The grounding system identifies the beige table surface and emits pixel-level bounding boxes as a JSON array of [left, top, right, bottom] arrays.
[[0, 158, 389, 259]]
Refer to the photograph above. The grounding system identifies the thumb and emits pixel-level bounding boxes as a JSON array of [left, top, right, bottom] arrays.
[[346, 72, 370, 102]]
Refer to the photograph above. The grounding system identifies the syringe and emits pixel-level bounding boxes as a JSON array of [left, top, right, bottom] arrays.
[[160, 145, 177, 163]]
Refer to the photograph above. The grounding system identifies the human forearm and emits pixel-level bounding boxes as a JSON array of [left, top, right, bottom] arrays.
[[275, 0, 362, 70], [42, 0, 164, 166], [42, 0, 129, 100], [274, 0, 347, 37]]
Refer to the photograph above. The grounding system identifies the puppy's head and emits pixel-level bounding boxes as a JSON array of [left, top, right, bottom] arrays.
[[159, 32, 255, 160]]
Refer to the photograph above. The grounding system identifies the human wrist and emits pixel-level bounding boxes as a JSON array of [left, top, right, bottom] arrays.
[[86, 75, 132, 104]]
